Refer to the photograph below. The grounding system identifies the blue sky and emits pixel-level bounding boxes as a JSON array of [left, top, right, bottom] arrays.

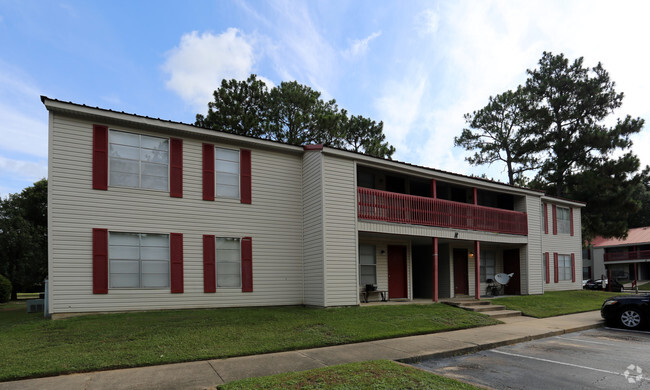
[[1, 0, 650, 197]]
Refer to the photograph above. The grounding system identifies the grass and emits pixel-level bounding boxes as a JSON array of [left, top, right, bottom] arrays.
[[637, 281, 650, 290], [0, 302, 498, 382], [491, 290, 629, 318], [219, 360, 480, 390]]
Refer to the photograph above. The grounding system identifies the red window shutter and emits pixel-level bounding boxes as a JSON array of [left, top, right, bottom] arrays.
[[92, 228, 109, 294], [170, 138, 183, 198], [202, 144, 215, 201], [92, 125, 108, 190], [571, 253, 576, 282], [543, 203, 548, 234], [170, 233, 184, 293], [241, 237, 253, 292], [545, 252, 550, 284], [552, 205, 558, 235], [203, 235, 216, 293], [554, 253, 559, 283], [570, 208, 574, 236], [240, 149, 252, 204]]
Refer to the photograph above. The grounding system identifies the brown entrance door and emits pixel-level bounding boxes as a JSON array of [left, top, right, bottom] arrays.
[[388, 245, 407, 299], [453, 248, 468, 295], [503, 249, 521, 295]]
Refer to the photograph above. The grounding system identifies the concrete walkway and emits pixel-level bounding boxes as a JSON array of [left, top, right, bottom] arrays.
[[0, 311, 603, 390]]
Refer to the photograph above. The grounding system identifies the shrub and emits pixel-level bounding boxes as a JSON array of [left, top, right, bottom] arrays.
[[0, 274, 12, 303]]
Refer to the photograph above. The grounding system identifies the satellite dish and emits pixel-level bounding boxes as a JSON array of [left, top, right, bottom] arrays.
[[494, 273, 512, 285]]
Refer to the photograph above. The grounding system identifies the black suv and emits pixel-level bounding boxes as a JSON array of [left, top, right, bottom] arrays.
[[601, 294, 650, 330]]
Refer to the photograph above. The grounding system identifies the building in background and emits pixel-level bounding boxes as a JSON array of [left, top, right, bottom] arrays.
[[588, 227, 650, 283]]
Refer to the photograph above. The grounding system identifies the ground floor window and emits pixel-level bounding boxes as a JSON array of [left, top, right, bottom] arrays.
[[359, 244, 377, 286], [108, 232, 169, 288], [216, 237, 241, 287], [480, 250, 496, 282], [558, 254, 572, 281]]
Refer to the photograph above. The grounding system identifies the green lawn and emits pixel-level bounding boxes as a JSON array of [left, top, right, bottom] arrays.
[[219, 360, 480, 390], [637, 281, 650, 290], [490, 290, 629, 318], [0, 302, 498, 382]]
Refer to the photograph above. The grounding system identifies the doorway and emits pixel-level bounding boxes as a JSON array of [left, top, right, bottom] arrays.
[[453, 248, 468, 295], [388, 245, 407, 299], [503, 249, 521, 295]]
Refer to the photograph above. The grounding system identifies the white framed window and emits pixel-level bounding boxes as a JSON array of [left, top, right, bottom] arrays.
[[480, 250, 496, 282], [359, 244, 377, 286], [558, 254, 572, 281], [215, 147, 240, 199], [557, 207, 571, 234], [109, 130, 169, 191], [108, 232, 169, 289], [216, 237, 241, 288]]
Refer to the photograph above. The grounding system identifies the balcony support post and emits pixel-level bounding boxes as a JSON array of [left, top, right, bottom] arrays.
[[474, 240, 480, 300], [473, 187, 478, 205], [432, 237, 438, 302], [431, 179, 437, 199]]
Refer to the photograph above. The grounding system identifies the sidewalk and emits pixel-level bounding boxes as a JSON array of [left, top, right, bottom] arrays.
[[0, 311, 603, 390]]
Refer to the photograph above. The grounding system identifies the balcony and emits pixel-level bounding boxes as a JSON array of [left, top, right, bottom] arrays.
[[604, 250, 650, 262], [357, 187, 528, 235]]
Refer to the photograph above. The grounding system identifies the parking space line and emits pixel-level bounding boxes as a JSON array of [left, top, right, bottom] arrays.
[[556, 336, 619, 346], [491, 350, 622, 376]]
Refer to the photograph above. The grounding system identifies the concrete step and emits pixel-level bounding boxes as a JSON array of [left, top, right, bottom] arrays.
[[459, 304, 507, 312], [444, 300, 491, 307], [482, 309, 523, 318]]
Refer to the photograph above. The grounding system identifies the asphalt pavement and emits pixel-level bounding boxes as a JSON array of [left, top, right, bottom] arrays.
[[415, 327, 650, 390]]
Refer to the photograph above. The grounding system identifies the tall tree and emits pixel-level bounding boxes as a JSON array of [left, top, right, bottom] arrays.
[[195, 74, 269, 139], [196, 75, 396, 159], [455, 87, 538, 185], [0, 179, 48, 299], [524, 52, 644, 198], [455, 52, 646, 239]]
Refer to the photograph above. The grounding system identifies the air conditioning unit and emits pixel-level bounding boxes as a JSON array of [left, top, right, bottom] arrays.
[[27, 299, 44, 313]]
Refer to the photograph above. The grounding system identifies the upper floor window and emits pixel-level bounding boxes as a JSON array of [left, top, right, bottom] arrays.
[[108, 232, 169, 289], [215, 147, 240, 199], [557, 207, 571, 234], [109, 130, 169, 191]]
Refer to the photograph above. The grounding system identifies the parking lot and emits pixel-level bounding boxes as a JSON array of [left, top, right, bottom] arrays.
[[414, 328, 650, 389]]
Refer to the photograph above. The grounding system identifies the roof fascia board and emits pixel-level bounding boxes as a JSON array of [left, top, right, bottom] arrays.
[[322, 147, 543, 197], [42, 98, 303, 154], [541, 195, 586, 208]]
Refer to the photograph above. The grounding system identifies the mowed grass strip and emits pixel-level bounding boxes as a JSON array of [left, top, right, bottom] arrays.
[[490, 290, 629, 318], [0, 303, 498, 381], [219, 360, 480, 390]]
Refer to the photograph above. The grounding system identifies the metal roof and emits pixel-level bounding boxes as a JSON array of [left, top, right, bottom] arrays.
[[592, 226, 650, 247]]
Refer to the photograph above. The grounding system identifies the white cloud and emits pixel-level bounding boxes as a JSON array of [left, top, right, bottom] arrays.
[[417, 9, 440, 35], [162, 29, 256, 110], [391, 0, 650, 183], [342, 31, 382, 59], [0, 62, 48, 159], [0, 156, 47, 181], [374, 68, 428, 155]]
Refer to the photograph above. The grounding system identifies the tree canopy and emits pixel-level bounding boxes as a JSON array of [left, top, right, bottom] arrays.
[[456, 52, 646, 240], [0, 179, 48, 299], [196, 75, 395, 158]]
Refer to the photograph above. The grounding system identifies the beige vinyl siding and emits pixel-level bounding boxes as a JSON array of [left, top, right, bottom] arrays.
[[542, 203, 583, 291], [523, 194, 543, 294], [49, 114, 304, 314], [322, 155, 358, 306], [302, 151, 325, 306]]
